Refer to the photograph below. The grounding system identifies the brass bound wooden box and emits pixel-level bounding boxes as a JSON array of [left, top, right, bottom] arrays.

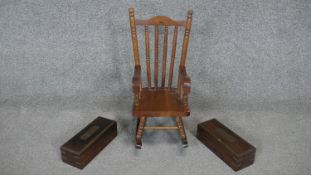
[[196, 119, 256, 171], [60, 116, 117, 169]]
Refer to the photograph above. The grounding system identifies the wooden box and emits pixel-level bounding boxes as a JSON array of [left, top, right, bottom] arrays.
[[60, 116, 117, 169], [196, 119, 256, 171]]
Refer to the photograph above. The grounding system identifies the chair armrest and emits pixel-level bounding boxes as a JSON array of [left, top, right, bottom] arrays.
[[178, 66, 191, 95], [132, 65, 142, 94]]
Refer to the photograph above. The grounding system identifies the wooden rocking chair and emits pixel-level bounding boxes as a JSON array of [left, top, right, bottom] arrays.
[[128, 8, 193, 148]]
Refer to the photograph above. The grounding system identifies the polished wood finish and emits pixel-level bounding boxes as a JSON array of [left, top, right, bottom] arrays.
[[180, 10, 193, 67], [144, 126, 178, 130], [197, 119, 256, 171], [176, 117, 188, 147], [154, 25, 159, 88], [168, 26, 178, 88], [135, 16, 186, 26], [144, 25, 152, 88], [129, 8, 140, 65], [133, 88, 190, 117], [60, 117, 117, 169], [132, 65, 142, 106], [135, 117, 146, 149], [128, 8, 193, 148], [178, 66, 191, 105], [161, 25, 168, 87]]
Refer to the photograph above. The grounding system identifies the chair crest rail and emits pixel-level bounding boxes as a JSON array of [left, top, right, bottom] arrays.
[[135, 16, 186, 26]]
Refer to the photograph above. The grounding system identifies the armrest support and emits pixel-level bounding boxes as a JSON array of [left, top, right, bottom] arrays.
[[178, 66, 191, 96], [132, 65, 142, 94]]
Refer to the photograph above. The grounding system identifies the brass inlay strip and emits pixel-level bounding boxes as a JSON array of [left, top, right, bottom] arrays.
[[80, 125, 100, 140], [215, 128, 237, 143]]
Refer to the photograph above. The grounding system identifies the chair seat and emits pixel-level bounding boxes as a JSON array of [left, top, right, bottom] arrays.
[[133, 88, 190, 117]]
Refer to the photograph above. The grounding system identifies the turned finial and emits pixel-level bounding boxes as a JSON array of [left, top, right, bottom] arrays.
[[128, 8, 134, 16]]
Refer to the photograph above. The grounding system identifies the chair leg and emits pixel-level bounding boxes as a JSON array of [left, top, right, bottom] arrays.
[[176, 117, 188, 148], [136, 117, 146, 149], [136, 118, 140, 133]]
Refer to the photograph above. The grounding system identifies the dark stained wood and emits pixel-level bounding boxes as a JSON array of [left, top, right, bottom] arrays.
[[144, 25, 151, 88], [196, 119, 256, 171], [61, 117, 117, 169], [161, 25, 168, 87], [168, 26, 178, 88], [128, 8, 193, 148], [135, 16, 185, 26]]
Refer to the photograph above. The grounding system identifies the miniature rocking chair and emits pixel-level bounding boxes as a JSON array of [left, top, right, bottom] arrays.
[[128, 8, 193, 148]]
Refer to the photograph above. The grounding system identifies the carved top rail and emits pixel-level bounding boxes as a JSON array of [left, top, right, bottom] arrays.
[[135, 16, 186, 27]]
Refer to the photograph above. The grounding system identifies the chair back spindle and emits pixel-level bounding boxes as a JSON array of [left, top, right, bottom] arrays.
[[168, 26, 178, 88], [154, 25, 159, 88], [161, 25, 168, 87], [144, 25, 151, 88]]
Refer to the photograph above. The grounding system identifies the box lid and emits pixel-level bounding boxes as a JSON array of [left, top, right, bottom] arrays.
[[61, 116, 116, 155], [198, 119, 255, 159]]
